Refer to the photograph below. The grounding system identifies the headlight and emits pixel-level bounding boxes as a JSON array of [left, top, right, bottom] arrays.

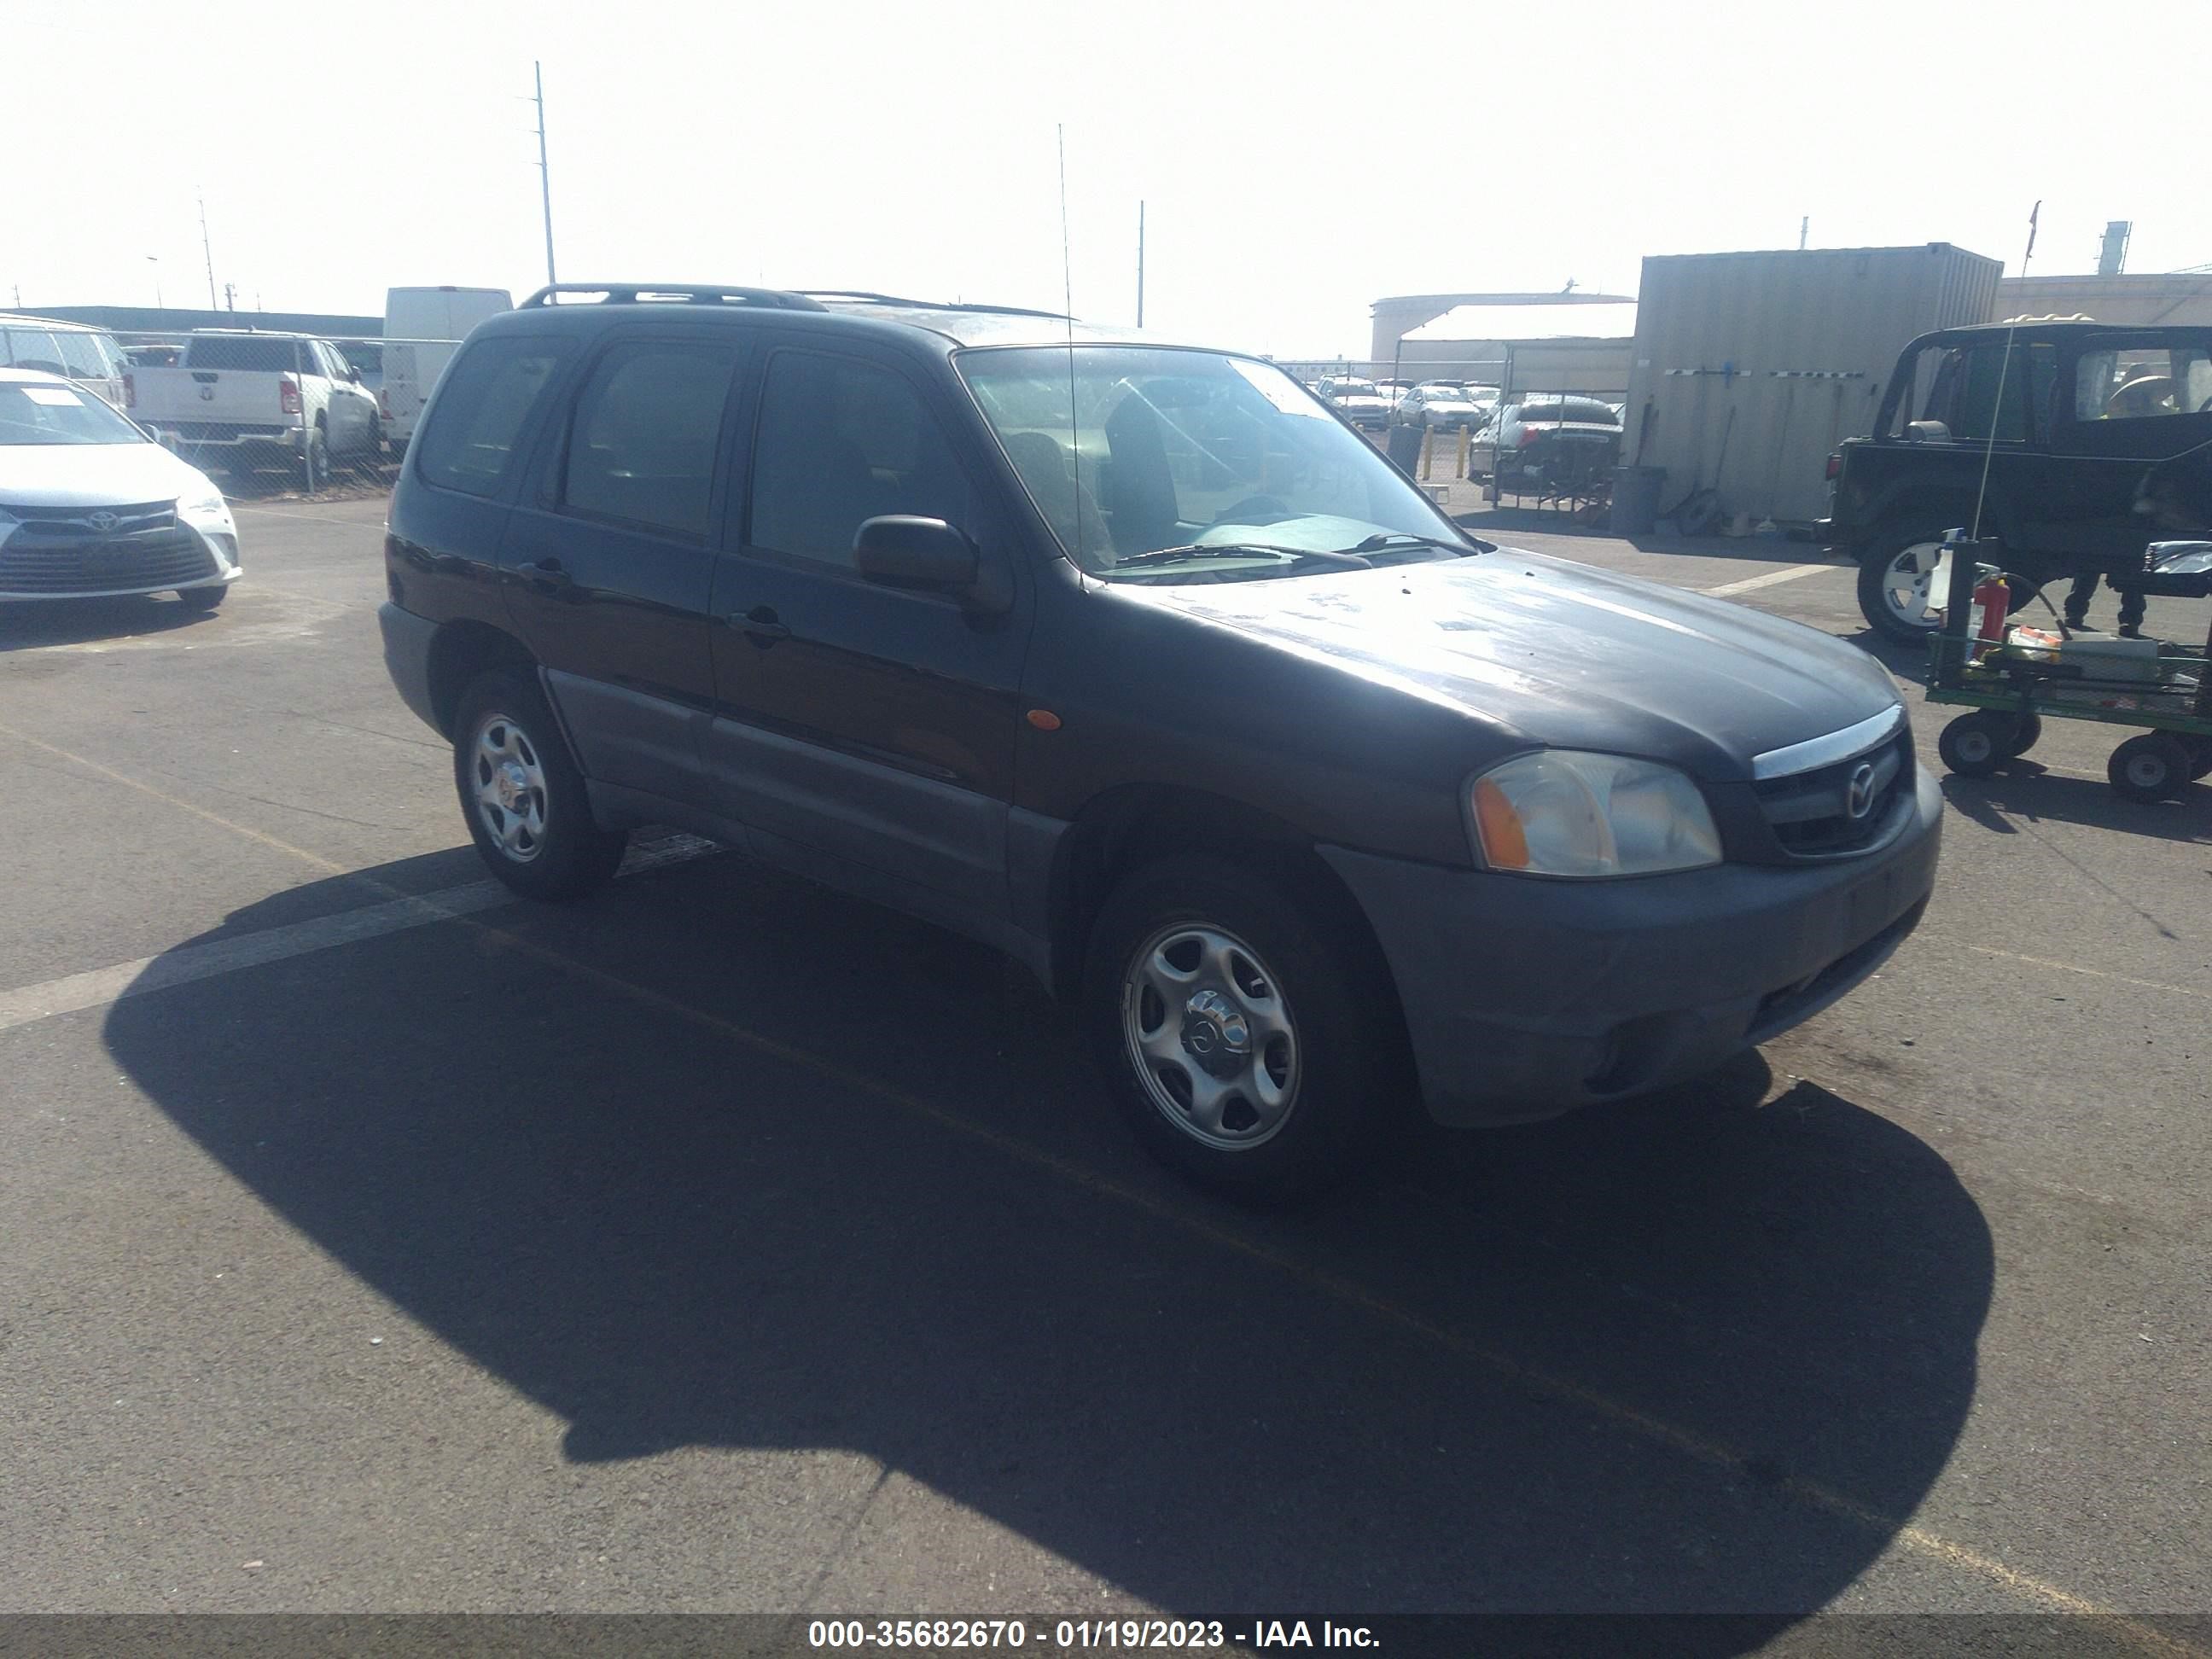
[[1470, 750, 1721, 878], [178, 489, 229, 517]]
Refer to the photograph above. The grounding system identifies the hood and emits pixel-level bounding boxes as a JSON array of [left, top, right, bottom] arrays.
[[0, 441, 216, 509], [1128, 550, 1901, 781]]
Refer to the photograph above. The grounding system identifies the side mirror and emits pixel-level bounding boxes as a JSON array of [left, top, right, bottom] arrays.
[[346, 366, 363, 383], [137, 421, 165, 444], [854, 515, 981, 594]]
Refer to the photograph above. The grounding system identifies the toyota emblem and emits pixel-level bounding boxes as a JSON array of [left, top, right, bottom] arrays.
[[87, 509, 119, 533], [1845, 761, 1877, 820]]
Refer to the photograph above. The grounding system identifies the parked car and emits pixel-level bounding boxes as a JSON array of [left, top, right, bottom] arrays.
[[127, 329, 383, 482], [1820, 320, 2212, 643], [1400, 381, 1495, 432], [378, 282, 1938, 1202], [0, 312, 130, 410], [381, 286, 513, 454], [1475, 396, 1624, 493], [0, 367, 240, 608], [1318, 376, 1390, 429]]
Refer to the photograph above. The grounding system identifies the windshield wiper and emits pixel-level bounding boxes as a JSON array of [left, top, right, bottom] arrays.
[[1338, 532, 1490, 561], [1112, 543, 1371, 570]]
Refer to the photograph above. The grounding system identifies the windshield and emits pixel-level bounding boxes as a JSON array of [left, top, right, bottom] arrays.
[[1333, 380, 1378, 397], [0, 379, 148, 445], [958, 346, 1468, 581]]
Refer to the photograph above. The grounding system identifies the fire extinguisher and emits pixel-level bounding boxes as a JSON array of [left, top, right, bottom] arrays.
[[1970, 569, 2011, 642]]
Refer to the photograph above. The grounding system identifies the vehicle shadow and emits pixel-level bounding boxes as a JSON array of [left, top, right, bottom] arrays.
[[1941, 767, 2209, 842], [102, 853, 1992, 1641], [0, 591, 219, 653]]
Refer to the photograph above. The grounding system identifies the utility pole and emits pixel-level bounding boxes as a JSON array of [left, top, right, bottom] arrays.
[[1136, 201, 1144, 329], [533, 61, 557, 285], [199, 191, 218, 309], [1798, 215, 1808, 251], [147, 255, 162, 309]]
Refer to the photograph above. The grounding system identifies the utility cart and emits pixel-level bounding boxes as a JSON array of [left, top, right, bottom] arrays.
[[1927, 537, 2212, 802]]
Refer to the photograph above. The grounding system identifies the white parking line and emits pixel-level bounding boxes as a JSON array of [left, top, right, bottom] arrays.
[[1702, 562, 1841, 597], [0, 832, 721, 1038], [0, 881, 514, 1035]]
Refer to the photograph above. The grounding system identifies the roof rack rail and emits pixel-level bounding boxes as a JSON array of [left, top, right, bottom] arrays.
[[797, 289, 1070, 321], [519, 283, 827, 311]]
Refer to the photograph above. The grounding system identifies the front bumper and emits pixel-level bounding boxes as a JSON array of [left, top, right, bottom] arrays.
[[0, 518, 240, 602], [1320, 764, 1941, 1126]]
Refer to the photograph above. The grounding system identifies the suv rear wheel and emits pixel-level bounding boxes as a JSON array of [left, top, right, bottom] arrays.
[[1857, 520, 1959, 644], [1080, 855, 1400, 1202], [451, 667, 626, 899]]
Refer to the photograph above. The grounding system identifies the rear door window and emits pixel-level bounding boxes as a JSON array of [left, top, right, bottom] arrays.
[[558, 341, 740, 540], [1906, 341, 2055, 442], [414, 335, 573, 498]]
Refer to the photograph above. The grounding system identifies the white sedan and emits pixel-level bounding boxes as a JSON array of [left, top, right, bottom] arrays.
[[0, 367, 240, 608]]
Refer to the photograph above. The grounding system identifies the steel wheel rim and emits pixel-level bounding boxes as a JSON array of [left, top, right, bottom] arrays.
[[470, 711, 550, 864], [1883, 542, 1944, 629], [1121, 923, 1300, 1151], [1955, 727, 1995, 765], [2124, 751, 2168, 789]]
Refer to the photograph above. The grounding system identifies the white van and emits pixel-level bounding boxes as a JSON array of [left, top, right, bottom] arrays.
[[381, 286, 511, 451]]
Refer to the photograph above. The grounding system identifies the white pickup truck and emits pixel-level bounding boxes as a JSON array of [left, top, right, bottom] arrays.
[[128, 330, 383, 481]]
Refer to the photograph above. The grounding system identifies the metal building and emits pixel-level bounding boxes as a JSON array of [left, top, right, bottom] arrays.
[[1622, 244, 2001, 527], [1993, 272, 2212, 328], [1370, 290, 1633, 367], [1394, 302, 1638, 399]]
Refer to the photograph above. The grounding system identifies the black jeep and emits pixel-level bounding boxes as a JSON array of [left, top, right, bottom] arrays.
[[1821, 321, 2212, 643]]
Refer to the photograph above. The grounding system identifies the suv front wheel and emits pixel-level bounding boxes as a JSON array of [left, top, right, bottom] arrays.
[[452, 667, 627, 900], [1081, 855, 1400, 1202]]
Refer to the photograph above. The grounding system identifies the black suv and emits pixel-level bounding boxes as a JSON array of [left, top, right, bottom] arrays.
[[1824, 321, 2212, 643], [380, 283, 1941, 1200]]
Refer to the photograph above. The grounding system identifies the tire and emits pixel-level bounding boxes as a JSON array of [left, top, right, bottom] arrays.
[[1857, 521, 1959, 644], [1080, 854, 1405, 1203], [174, 584, 227, 613], [2003, 712, 2041, 757], [2189, 738, 2212, 782], [1937, 711, 2016, 778], [451, 667, 627, 899], [301, 424, 329, 491], [2107, 733, 2192, 803]]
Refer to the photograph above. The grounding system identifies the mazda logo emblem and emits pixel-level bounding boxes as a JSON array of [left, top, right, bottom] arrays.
[[87, 510, 119, 533], [1845, 761, 1877, 821]]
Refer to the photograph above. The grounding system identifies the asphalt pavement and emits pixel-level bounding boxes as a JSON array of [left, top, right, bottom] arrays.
[[0, 495, 2204, 1652]]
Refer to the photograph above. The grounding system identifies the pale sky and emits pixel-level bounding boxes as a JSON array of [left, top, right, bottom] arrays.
[[13, 0, 2208, 356]]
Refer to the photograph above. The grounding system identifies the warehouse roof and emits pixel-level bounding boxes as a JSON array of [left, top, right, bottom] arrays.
[[1401, 301, 1639, 343]]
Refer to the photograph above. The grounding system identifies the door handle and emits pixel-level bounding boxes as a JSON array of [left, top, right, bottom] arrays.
[[733, 603, 790, 643], [522, 556, 573, 590]]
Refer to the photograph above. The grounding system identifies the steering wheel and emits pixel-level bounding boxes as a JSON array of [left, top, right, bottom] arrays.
[[1212, 494, 1291, 526]]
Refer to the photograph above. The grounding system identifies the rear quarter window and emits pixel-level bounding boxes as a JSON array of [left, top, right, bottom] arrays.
[[413, 335, 573, 498]]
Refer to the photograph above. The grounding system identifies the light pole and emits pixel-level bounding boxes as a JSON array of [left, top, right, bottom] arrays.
[[147, 255, 162, 309]]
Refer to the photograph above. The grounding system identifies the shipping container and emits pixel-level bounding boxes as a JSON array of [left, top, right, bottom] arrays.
[[1623, 244, 2001, 527]]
